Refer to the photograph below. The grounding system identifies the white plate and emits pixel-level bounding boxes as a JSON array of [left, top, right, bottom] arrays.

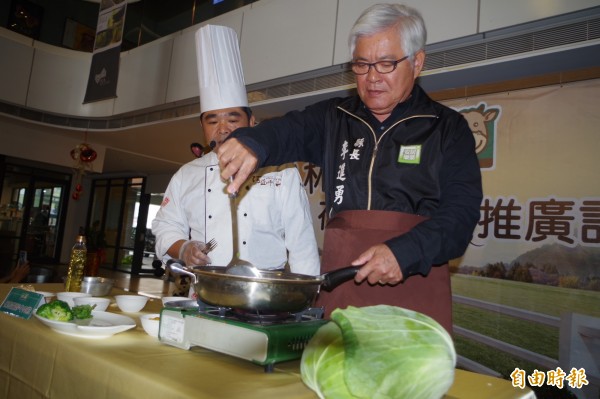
[[35, 310, 136, 339]]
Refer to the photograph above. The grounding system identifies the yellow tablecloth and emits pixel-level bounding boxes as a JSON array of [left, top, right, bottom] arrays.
[[0, 283, 534, 399]]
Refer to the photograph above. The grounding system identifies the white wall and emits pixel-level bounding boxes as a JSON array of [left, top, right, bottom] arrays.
[[333, 0, 480, 65], [241, 0, 338, 83], [114, 35, 173, 115], [0, 116, 107, 170], [479, 0, 600, 31], [0, 29, 33, 106], [1, 0, 598, 119]]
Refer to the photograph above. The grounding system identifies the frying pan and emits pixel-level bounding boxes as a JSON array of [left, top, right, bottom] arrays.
[[166, 260, 359, 313]]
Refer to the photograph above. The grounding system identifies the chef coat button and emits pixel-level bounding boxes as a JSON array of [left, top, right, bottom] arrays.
[[242, 241, 247, 245], [209, 167, 213, 171], [208, 215, 212, 219], [208, 188, 211, 192], [243, 213, 247, 217]]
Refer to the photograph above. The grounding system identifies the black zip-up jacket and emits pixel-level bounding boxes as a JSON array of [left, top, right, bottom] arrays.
[[232, 85, 483, 278]]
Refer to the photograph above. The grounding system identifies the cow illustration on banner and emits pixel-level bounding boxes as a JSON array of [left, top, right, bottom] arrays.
[[457, 102, 500, 170]]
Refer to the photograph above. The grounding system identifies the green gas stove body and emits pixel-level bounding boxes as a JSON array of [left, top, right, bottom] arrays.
[[159, 305, 328, 372]]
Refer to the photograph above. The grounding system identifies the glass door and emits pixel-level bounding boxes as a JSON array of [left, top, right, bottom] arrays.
[[0, 170, 26, 277], [25, 182, 64, 262], [88, 177, 150, 275], [0, 162, 69, 278]]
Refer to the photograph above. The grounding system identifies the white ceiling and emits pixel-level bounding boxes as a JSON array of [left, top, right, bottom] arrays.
[[0, 112, 198, 176], [2, 85, 355, 177]]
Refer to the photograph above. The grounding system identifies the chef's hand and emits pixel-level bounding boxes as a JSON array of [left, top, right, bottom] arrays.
[[352, 244, 403, 285], [217, 138, 258, 196], [178, 240, 211, 267]]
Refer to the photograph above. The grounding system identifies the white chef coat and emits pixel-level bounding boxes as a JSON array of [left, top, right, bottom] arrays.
[[152, 152, 320, 275]]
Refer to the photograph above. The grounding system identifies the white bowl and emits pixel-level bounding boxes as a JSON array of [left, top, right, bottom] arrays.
[[140, 313, 161, 338], [73, 296, 111, 312], [114, 295, 149, 313], [161, 296, 189, 306], [56, 292, 91, 307], [36, 291, 56, 303]]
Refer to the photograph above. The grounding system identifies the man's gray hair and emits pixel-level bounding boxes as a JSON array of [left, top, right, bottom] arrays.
[[349, 3, 427, 61]]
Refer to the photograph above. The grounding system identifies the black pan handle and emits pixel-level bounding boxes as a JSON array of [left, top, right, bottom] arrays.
[[321, 266, 361, 292]]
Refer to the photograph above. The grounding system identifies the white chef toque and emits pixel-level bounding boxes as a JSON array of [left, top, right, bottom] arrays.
[[195, 25, 247, 114]]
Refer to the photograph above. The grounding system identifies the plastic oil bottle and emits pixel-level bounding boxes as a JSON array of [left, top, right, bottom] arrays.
[[64, 230, 87, 292]]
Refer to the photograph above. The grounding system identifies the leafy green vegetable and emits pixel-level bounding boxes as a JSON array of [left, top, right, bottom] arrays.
[[301, 322, 353, 399], [301, 305, 456, 399], [36, 300, 74, 321], [72, 304, 95, 320]]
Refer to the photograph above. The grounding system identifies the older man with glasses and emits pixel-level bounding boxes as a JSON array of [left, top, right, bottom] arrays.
[[216, 3, 482, 332]]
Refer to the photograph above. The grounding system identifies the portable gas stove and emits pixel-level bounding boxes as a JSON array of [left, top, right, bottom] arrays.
[[158, 301, 328, 372]]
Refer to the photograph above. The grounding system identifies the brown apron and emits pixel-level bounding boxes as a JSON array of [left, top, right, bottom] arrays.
[[315, 210, 453, 333]]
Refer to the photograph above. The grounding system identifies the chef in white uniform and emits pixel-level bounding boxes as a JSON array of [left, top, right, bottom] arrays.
[[152, 25, 319, 276]]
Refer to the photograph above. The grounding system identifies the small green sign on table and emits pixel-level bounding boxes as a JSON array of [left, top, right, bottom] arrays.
[[0, 287, 44, 319]]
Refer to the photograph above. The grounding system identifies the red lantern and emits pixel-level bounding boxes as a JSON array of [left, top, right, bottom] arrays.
[[80, 146, 97, 162], [69, 140, 96, 202]]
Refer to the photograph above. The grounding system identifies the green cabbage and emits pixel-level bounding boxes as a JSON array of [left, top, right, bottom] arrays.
[[301, 305, 456, 399], [301, 322, 353, 398]]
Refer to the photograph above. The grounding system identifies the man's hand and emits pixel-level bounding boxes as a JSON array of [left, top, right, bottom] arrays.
[[216, 138, 258, 196], [178, 240, 211, 267], [352, 244, 403, 285]]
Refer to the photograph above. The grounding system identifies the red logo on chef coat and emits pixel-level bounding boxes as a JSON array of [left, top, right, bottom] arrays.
[[161, 197, 170, 207], [252, 175, 282, 187]]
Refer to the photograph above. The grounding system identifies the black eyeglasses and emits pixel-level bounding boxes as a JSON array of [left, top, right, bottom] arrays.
[[349, 55, 411, 75]]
